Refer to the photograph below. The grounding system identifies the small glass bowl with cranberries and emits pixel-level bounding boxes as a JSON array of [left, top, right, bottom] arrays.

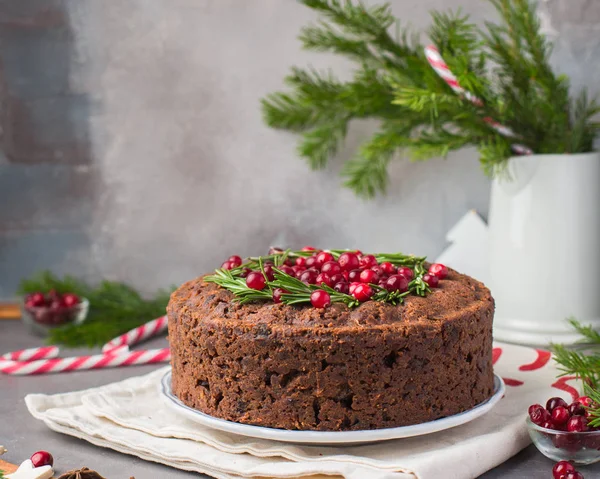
[[527, 396, 600, 465], [21, 291, 89, 336]]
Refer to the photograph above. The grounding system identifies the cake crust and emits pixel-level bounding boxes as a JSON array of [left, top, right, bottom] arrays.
[[167, 267, 495, 431]]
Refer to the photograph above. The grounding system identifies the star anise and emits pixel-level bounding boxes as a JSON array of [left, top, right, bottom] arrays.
[[56, 467, 107, 479]]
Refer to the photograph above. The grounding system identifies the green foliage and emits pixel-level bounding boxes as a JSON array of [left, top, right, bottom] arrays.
[[18, 271, 173, 347], [552, 318, 600, 425], [262, 0, 600, 198]]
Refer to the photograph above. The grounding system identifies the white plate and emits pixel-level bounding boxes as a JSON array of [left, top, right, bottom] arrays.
[[159, 370, 505, 445]]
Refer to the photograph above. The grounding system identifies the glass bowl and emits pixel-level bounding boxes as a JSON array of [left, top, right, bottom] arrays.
[[20, 297, 89, 336], [527, 416, 600, 465]]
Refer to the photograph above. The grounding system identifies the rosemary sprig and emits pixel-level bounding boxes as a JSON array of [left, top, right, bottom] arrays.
[[205, 250, 430, 308]]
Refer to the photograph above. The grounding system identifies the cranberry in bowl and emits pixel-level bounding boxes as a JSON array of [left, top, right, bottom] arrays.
[[527, 397, 600, 465], [21, 291, 89, 336]]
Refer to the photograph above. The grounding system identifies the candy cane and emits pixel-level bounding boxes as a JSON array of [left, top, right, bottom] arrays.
[[0, 348, 170, 376], [0, 317, 171, 376], [424, 45, 534, 155], [102, 315, 168, 353], [1, 346, 59, 362]]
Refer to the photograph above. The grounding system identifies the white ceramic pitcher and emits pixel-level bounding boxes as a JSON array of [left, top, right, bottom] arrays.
[[489, 152, 600, 345]]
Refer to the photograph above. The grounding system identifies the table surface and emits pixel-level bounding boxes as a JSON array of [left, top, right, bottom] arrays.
[[1, 320, 599, 479]]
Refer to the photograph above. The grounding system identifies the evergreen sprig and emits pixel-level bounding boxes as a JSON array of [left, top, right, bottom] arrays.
[[552, 318, 600, 389], [204, 249, 429, 308], [18, 271, 173, 347], [551, 318, 600, 425], [262, 0, 600, 198]]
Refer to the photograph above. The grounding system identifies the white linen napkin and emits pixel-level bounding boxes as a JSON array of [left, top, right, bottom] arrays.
[[25, 342, 572, 479]]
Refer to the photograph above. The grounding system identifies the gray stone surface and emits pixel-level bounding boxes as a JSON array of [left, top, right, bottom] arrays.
[[2, 320, 600, 478]]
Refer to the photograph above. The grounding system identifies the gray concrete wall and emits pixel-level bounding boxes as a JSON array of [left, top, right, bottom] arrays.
[[0, 0, 597, 297]]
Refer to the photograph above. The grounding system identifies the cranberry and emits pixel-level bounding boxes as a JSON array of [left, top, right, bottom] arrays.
[[310, 289, 331, 308], [284, 258, 295, 266], [300, 269, 319, 285], [321, 261, 341, 276], [379, 262, 396, 275], [295, 257, 307, 267], [564, 472, 584, 479], [301, 246, 317, 251], [315, 252, 334, 268], [228, 255, 243, 267], [397, 267, 414, 280], [371, 265, 386, 277], [359, 254, 378, 269], [268, 247, 283, 255], [263, 264, 276, 281], [292, 265, 306, 277], [359, 269, 379, 284], [579, 396, 593, 407], [47, 289, 61, 302], [330, 274, 344, 285], [316, 273, 333, 287], [338, 252, 360, 271], [553, 461, 575, 479], [384, 275, 409, 292], [528, 404, 544, 416], [567, 415, 589, 432], [568, 402, 586, 417], [27, 292, 46, 307], [49, 298, 65, 311], [221, 260, 234, 270], [552, 406, 570, 426], [349, 282, 361, 295], [62, 293, 80, 308], [305, 256, 318, 268], [30, 451, 53, 468], [541, 420, 556, 430], [333, 282, 349, 294], [279, 265, 295, 276], [239, 267, 251, 278], [423, 273, 439, 288], [272, 288, 287, 304], [530, 407, 551, 425], [348, 269, 362, 282], [553, 433, 582, 452], [547, 397, 569, 412], [428, 263, 448, 279], [352, 283, 373, 302], [246, 272, 266, 290]]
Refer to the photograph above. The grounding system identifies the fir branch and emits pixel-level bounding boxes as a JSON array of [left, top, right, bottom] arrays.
[[297, 116, 350, 169], [341, 121, 411, 198], [18, 271, 173, 347], [584, 384, 600, 427], [552, 343, 600, 389], [262, 0, 600, 198], [477, 137, 513, 178], [551, 318, 600, 390]]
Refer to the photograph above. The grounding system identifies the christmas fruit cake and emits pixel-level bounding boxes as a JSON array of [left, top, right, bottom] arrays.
[[167, 248, 495, 431]]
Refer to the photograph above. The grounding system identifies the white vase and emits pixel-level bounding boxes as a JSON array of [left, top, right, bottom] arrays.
[[489, 152, 600, 345]]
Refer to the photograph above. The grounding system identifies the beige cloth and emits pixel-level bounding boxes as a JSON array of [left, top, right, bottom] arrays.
[[25, 342, 567, 479]]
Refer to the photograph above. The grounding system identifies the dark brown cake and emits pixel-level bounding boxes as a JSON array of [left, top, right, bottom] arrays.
[[167, 267, 495, 431]]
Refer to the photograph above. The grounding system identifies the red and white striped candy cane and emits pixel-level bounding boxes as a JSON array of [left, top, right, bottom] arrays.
[[0, 348, 170, 375], [424, 45, 533, 155], [102, 315, 168, 353], [1, 345, 59, 362], [0, 316, 171, 375]]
